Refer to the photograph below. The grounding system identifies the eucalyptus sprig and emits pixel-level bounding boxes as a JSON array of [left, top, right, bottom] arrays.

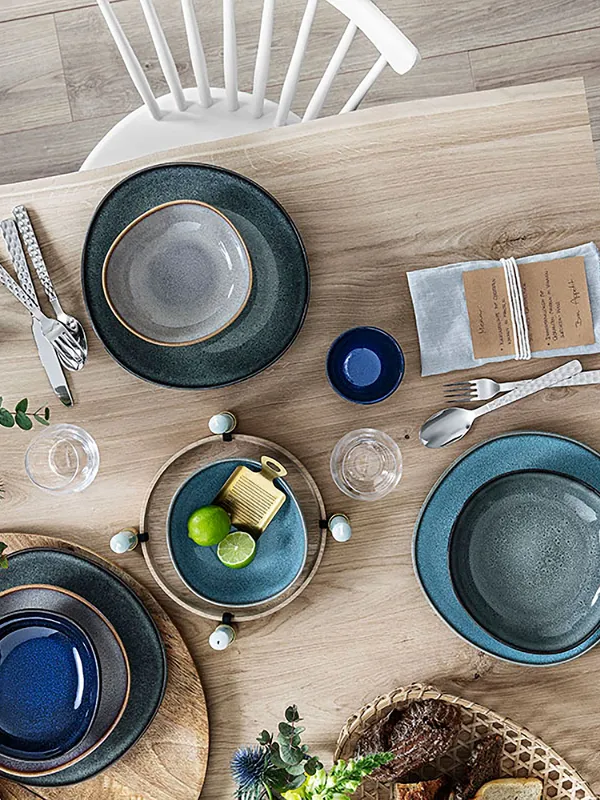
[[0, 398, 50, 430], [0, 543, 7, 569]]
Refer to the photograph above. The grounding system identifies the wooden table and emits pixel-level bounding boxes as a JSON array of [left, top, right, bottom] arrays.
[[1, 78, 600, 800]]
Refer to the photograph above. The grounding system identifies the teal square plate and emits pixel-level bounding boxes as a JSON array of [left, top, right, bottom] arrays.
[[413, 431, 600, 665], [168, 459, 308, 607], [81, 163, 309, 389]]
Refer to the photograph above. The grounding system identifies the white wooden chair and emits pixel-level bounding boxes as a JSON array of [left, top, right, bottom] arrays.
[[81, 0, 420, 170]]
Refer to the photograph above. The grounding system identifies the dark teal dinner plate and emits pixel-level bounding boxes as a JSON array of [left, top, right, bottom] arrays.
[[413, 432, 600, 665], [82, 163, 310, 389], [0, 549, 166, 786], [168, 459, 308, 606]]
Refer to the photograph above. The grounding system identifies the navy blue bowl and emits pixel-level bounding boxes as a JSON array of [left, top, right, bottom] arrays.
[[0, 610, 99, 762], [326, 326, 405, 404]]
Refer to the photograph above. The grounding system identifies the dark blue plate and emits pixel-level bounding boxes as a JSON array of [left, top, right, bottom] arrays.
[[0, 549, 166, 786], [168, 459, 308, 606], [327, 326, 404, 404], [0, 610, 98, 761], [0, 585, 129, 778], [413, 432, 600, 665], [82, 163, 310, 389]]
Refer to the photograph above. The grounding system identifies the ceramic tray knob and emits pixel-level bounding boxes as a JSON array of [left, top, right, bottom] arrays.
[[329, 513, 352, 542], [208, 412, 237, 435], [209, 623, 236, 650], [110, 528, 139, 554]]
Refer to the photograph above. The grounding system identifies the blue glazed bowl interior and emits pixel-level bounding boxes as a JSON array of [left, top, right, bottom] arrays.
[[167, 459, 308, 607], [327, 326, 404, 404], [0, 610, 99, 761], [449, 469, 600, 655]]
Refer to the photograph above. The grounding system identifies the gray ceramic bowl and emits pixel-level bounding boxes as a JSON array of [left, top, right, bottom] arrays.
[[102, 200, 252, 346], [449, 469, 600, 654], [0, 585, 130, 777]]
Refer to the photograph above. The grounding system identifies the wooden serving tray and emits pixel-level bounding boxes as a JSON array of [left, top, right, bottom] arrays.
[[0, 533, 209, 800], [335, 684, 594, 800]]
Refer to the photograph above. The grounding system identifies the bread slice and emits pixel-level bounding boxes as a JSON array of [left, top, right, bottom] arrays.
[[473, 778, 543, 800], [394, 777, 447, 800]]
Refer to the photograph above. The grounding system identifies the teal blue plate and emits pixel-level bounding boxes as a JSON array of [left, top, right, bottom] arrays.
[[168, 459, 308, 606], [81, 163, 309, 389], [0, 548, 166, 786], [413, 432, 600, 665]]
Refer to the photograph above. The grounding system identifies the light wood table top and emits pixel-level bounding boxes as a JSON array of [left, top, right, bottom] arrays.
[[1, 78, 600, 800]]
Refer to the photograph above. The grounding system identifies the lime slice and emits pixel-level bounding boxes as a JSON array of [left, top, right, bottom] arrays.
[[217, 531, 256, 569]]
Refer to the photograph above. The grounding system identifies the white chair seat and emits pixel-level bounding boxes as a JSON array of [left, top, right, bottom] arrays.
[[81, 87, 300, 171]]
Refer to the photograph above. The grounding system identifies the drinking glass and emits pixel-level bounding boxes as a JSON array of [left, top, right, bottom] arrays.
[[25, 424, 100, 494], [330, 428, 402, 501]]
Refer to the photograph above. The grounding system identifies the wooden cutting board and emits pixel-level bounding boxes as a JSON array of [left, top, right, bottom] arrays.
[[0, 533, 209, 800]]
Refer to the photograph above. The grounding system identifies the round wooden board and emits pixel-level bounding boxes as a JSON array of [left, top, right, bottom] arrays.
[[0, 533, 209, 800]]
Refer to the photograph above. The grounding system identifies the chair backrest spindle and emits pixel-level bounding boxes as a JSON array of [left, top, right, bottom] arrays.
[[94, 0, 420, 132], [139, 0, 186, 112], [340, 53, 387, 113], [274, 0, 319, 127], [96, 0, 162, 120], [251, 0, 275, 119], [303, 20, 356, 121], [223, 0, 240, 112], [180, 0, 212, 108]]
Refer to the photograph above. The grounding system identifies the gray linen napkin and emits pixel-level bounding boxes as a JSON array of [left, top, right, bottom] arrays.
[[407, 242, 600, 376]]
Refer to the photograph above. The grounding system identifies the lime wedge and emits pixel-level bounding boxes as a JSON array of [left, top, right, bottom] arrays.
[[217, 531, 256, 569]]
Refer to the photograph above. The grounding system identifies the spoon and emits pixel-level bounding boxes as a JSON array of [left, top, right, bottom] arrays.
[[420, 359, 582, 448]]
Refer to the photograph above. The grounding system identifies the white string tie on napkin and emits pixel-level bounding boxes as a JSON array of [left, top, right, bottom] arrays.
[[501, 256, 531, 360]]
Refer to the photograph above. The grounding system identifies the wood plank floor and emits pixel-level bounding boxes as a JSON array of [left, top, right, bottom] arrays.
[[0, 0, 599, 184]]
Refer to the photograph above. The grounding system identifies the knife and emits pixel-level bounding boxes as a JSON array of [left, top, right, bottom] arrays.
[[0, 218, 73, 407], [32, 319, 73, 406]]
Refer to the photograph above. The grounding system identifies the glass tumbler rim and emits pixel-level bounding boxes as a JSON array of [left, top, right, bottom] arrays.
[[24, 423, 100, 494], [330, 427, 402, 501]]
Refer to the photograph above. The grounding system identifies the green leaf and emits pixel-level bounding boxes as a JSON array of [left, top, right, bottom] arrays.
[[44, 407, 50, 421], [278, 722, 294, 737], [257, 730, 272, 745], [280, 743, 303, 766], [15, 411, 33, 430], [285, 706, 300, 723], [0, 397, 3, 408], [287, 774, 306, 789], [0, 409, 14, 427], [0, 543, 7, 569], [33, 414, 50, 427], [15, 398, 28, 414], [285, 763, 306, 776]]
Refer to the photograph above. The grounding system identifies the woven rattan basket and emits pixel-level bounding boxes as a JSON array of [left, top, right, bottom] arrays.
[[335, 684, 596, 800]]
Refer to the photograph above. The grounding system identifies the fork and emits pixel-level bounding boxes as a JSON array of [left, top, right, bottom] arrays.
[[445, 370, 600, 403], [0, 264, 85, 371], [12, 205, 88, 360]]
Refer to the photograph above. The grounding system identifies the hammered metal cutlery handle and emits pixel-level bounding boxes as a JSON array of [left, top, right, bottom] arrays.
[[12, 205, 57, 303], [0, 219, 39, 307], [473, 359, 582, 417], [0, 263, 43, 318]]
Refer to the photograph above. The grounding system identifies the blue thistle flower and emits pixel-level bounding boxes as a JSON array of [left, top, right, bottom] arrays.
[[231, 746, 268, 797]]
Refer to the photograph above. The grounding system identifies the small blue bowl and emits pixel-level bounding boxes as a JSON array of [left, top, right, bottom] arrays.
[[0, 610, 99, 762], [326, 326, 404, 404]]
